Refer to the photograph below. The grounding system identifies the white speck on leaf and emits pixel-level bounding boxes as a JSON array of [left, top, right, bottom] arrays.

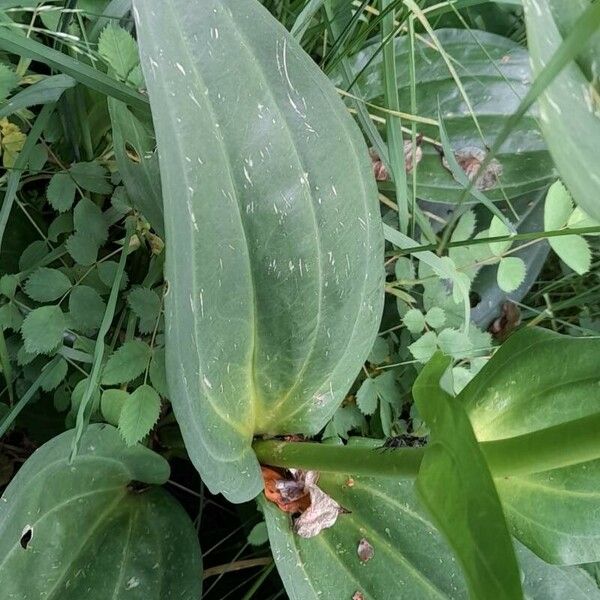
[[125, 577, 140, 590]]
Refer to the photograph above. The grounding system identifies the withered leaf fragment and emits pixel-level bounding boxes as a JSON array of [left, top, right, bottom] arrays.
[[489, 301, 521, 341], [403, 136, 424, 174], [357, 537, 374, 562], [293, 470, 346, 539], [369, 148, 389, 181], [369, 137, 423, 181], [442, 146, 503, 191], [261, 466, 310, 513], [262, 467, 347, 538]]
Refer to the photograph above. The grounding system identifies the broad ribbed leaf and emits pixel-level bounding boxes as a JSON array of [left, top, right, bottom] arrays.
[[516, 542, 600, 600], [459, 328, 600, 564], [262, 466, 597, 600], [523, 0, 600, 220], [342, 29, 554, 203], [262, 473, 469, 599], [0, 424, 202, 599], [413, 354, 522, 600], [134, 0, 384, 502]]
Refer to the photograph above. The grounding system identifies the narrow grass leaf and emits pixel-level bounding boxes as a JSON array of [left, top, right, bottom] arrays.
[[0, 356, 61, 438], [0, 103, 54, 251], [0, 74, 75, 120], [0, 28, 148, 112], [290, 0, 325, 41], [70, 221, 134, 460]]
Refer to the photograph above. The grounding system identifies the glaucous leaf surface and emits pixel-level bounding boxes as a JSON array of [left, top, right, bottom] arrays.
[[516, 542, 600, 600], [413, 354, 522, 600], [134, 0, 384, 502], [0, 424, 202, 599], [342, 29, 554, 203], [263, 473, 468, 600], [263, 465, 598, 600], [523, 0, 600, 220], [459, 328, 600, 564]]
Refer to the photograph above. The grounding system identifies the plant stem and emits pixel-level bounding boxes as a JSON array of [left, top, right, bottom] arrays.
[[253, 440, 425, 478], [254, 413, 600, 479], [390, 225, 600, 256], [482, 413, 600, 477]]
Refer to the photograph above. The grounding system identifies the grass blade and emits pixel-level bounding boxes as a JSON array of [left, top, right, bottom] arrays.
[[0, 74, 76, 119], [381, 0, 409, 233], [290, 0, 325, 41], [0, 28, 148, 111], [70, 219, 134, 460], [0, 356, 61, 438], [0, 329, 13, 406]]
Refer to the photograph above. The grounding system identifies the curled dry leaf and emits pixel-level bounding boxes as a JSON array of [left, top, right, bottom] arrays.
[[357, 538, 375, 562], [352, 592, 365, 600], [403, 135, 424, 174], [369, 137, 423, 181], [442, 146, 503, 191], [489, 301, 521, 341], [261, 466, 310, 514], [369, 148, 389, 181], [293, 471, 346, 538], [261, 467, 346, 538]]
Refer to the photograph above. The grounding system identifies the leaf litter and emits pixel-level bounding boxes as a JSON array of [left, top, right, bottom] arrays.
[[261, 466, 347, 538]]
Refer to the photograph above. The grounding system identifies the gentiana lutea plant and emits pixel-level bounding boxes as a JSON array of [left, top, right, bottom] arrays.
[[0, 1, 600, 599]]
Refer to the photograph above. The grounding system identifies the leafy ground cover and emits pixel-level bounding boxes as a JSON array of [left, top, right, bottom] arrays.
[[0, 1, 599, 598]]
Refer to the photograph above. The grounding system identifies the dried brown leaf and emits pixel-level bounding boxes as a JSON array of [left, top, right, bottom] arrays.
[[261, 466, 310, 513], [442, 146, 503, 191], [357, 537, 374, 562], [293, 470, 345, 538]]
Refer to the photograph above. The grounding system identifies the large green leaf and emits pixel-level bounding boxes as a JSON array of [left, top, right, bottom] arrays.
[[0, 424, 202, 599], [413, 353, 522, 600], [523, 0, 600, 220], [262, 467, 599, 600], [342, 29, 554, 203], [516, 542, 600, 600], [459, 327, 600, 564], [262, 473, 469, 600], [134, 0, 384, 502]]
